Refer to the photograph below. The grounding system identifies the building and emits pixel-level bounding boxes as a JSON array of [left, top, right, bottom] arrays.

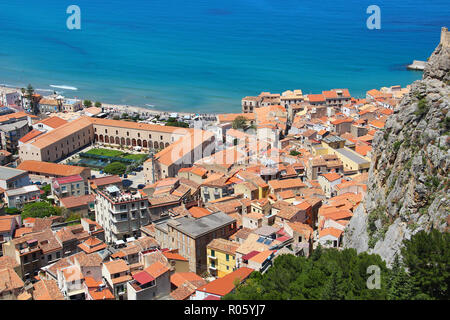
[[102, 259, 131, 299], [38, 98, 61, 113], [144, 129, 216, 184], [0, 267, 25, 300], [17, 160, 91, 182], [19, 117, 94, 162], [191, 267, 253, 300], [0, 166, 31, 190], [4, 185, 41, 209], [59, 194, 96, 217], [166, 211, 237, 274], [126, 261, 171, 300], [206, 238, 239, 278], [95, 185, 150, 243], [51, 174, 90, 201], [2, 229, 63, 280]]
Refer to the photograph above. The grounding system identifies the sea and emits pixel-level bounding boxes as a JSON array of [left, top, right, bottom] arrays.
[[0, 0, 448, 113]]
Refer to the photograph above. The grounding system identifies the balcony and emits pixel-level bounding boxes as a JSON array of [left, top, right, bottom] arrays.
[[208, 255, 217, 260], [208, 264, 217, 270]]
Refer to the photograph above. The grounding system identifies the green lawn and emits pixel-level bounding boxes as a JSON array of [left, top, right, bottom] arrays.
[[86, 148, 124, 157], [123, 153, 148, 161], [86, 148, 148, 162]]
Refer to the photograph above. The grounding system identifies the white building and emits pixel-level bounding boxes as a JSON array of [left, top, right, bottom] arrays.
[[95, 185, 150, 244]]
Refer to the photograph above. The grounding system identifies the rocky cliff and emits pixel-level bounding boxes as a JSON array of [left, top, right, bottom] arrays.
[[343, 41, 450, 266]]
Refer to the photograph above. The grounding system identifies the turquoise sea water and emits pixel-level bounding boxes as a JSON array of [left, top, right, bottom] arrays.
[[0, 0, 448, 112]]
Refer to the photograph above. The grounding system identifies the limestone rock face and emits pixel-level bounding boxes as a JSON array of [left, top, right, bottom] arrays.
[[343, 40, 450, 266], [423, 44, 450, 83]]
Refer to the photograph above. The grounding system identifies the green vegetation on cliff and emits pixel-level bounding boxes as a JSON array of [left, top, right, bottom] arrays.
[[225, 230, 449, 300]]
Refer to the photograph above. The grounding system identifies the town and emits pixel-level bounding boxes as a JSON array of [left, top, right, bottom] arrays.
[[0, 81, 410, 300]]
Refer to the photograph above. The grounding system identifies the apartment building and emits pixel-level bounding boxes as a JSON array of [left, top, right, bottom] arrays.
[[206, 238, 239, 278], [0, 166, 31, 190], [2, 229, 63, 280], [51, 174, 90, 201], [95, 185, 150, 244], [166, 211, 237, 274], [126, 261, 171, 300], [4, 185, 41, 209]]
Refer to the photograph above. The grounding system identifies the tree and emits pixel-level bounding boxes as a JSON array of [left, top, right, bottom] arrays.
[[290, 150, 301, 156], [226, 248, 389, 300], [24, 84, 40, 114], [5, 207, 21, 215], [104, 162, 127, 175], [94, 101, 102, 108], [232, 116, 248, 129], [387, 254, 414, 300], [21, 202, 58, 219], [83, 100, 92, 108], [400, 229, 449, 300]]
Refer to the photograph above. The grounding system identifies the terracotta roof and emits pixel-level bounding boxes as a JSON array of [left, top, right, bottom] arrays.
[[308, 94, 326, 102], [77, 236, 107, 254], [188, 207, 213, 219], [196, 267, 253, 296], [144, 261, 170, 279], [14, 227, 33, 238], [162, 251, 188, 262], [268, 178, 306, 190], [170, 272, 205, 288], [321, 172, 342, 182], [170, 281, 198, 300], [17, 160, 89, 177], [60, 194, 96, 209], [18, 129, 43, 143], [207, 238, 239, 255], [319, 227, 343, 239], [88, 287, 115, 300], [0, 256, 20, 270], [104, 259, 129, 275], [29, 117, 93, 149], [33, 279, 64, 300], [0, 268, 24, 293], [36, 116, 68, 129], [248, 250, 274, 264]]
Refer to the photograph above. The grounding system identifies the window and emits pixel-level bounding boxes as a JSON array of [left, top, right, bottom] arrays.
[[210, 250, 215, 257], [226, 254, 229, 262]]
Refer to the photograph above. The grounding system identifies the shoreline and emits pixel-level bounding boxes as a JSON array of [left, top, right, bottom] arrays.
[[0, 84, 219, 117]]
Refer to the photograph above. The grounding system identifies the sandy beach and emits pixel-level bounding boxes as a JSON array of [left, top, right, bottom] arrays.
[[0, 84, 218, 118]]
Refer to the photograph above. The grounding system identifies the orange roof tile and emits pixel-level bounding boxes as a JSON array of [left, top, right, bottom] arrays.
[[196, 267, 253, 296], [17, 160, 89, 177]]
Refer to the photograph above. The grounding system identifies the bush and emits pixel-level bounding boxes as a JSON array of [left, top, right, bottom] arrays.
[[22, 202, 58, 219], [104, 162, 127, 175]]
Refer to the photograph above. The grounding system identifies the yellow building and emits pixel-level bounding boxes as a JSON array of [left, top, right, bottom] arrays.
[[206, 238, 240, 278]]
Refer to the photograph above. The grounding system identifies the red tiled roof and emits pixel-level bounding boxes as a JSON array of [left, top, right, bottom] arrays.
[[133, 270, 155, 285], [19, 129, 43, 143], [36, 116, 68, 129]]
